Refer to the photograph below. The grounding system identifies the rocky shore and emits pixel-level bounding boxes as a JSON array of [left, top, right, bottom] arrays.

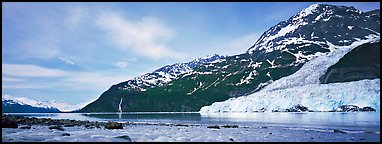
[[2, 114, 113, 129], [2, 113, 379, 142], [2, 114, 240, 130]]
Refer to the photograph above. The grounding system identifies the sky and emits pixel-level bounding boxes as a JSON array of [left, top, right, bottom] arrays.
[[2, 2, 380, 110]]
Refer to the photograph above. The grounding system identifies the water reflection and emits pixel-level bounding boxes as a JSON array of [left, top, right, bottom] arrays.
[[81, 112, 203, 123], [6, 112, 380, 128], [200, 112, 380, 126]]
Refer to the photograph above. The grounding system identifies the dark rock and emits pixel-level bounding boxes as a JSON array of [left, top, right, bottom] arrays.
[[364, 131, 374, 134], [105, 122, 123, 129], [49, 125, 65, 131], [269, 132, 272, 134], [207, 125, 220, 129], [115, 135, 132, 141], [333, 129, 346, 133], [360, 107, 376, 112], [221, 125, 239, 128], [229, 138, 234, 141], [339, 105, 360, 112], [2, 117, 18, 128], [295, 104, 309, 112], [62, 133, 70, 136], [319, 42, 380, 84], [19, 125, 31, 129], [64, 124, 75, 127], [286, 104, 310, 112], [259, 126, 268, 129]]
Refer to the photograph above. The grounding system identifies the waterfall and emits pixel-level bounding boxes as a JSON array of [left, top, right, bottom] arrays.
[[118, 98, 123, 113], [118, 98, 123, 119]]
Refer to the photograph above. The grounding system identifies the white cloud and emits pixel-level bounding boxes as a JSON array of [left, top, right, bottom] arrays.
[[114, 60, 129, 69], [59, 57, 75, 65], [214, 32, 260, 56], [2, 84, 51, 89], [63, 72, 132, 90], [113, 57, 137, 69], [2, 63, 69, 77], [2, 63, 131, 91], [66, 7, 86, 31], [15, 35, 61, 59], [2, 64, 132, 109], [2, 77, 25, 82], [95, 12, 186, 60]]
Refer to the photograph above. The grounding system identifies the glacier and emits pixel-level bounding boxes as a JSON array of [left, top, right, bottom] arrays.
[[200, 36, 380, 113], [200, 79, 380, 113]]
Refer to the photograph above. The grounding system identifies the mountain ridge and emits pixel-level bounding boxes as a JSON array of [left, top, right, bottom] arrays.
[[80, 4, 380, 112]]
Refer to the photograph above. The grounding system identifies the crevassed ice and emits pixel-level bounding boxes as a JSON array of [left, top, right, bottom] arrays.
[[200, 35, 380, 113], [200, 79, 380, 113]]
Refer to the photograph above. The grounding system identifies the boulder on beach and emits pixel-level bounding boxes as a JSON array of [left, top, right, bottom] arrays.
[[115, 135, 132, 141], [19, 125, 31, 129], [105, 122, 123, 129], [207, 125, 220, 129], [221, 125, 239, 128], [64, 124, 75, 127], [49, 125, 65, 131], [2, 117, 18, 128], [334, 129, 347, 133]]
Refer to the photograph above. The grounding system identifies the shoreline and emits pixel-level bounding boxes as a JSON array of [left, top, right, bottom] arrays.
[[2, 113, 380, 142]]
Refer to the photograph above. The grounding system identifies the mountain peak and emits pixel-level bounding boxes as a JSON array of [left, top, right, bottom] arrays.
[[247, 3, 379, 54], [294, 3, 321, 19], [293, 4, 362, 20]]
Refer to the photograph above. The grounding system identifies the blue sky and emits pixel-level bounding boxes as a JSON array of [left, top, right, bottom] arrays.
[[2, 2, 380, 108]]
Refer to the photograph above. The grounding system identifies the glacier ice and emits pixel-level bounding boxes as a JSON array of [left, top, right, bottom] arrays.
[[200, 79, 380, 113], [200, 36, 380, 113]]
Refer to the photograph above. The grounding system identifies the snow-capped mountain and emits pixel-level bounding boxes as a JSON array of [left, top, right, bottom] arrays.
[[248, 4, 380, 54], [2, 94, 86, 112], [113, 54, 225, 92], [80, 4, 380, 112], [2, 95, 60, 113]]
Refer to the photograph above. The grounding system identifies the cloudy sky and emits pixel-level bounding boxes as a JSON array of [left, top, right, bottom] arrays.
[[2, 2, 380, 109]]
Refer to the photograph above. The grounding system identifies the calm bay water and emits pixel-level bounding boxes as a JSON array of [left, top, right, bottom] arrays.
[[7, 112, 380, 130]]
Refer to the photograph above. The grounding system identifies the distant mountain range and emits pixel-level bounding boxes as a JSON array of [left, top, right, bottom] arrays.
[[80, 4, 380, 112], [2, 96, 60, 113], [2, 95, 86, 113]]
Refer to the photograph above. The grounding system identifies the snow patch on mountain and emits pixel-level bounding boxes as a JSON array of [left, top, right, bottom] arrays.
[[117, 54, 225, 91], [200, 36, 380, 113], [293, 4, 320, 20]]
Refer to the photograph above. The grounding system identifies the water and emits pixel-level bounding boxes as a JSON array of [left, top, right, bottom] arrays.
[[3, 112, 380, 142]]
